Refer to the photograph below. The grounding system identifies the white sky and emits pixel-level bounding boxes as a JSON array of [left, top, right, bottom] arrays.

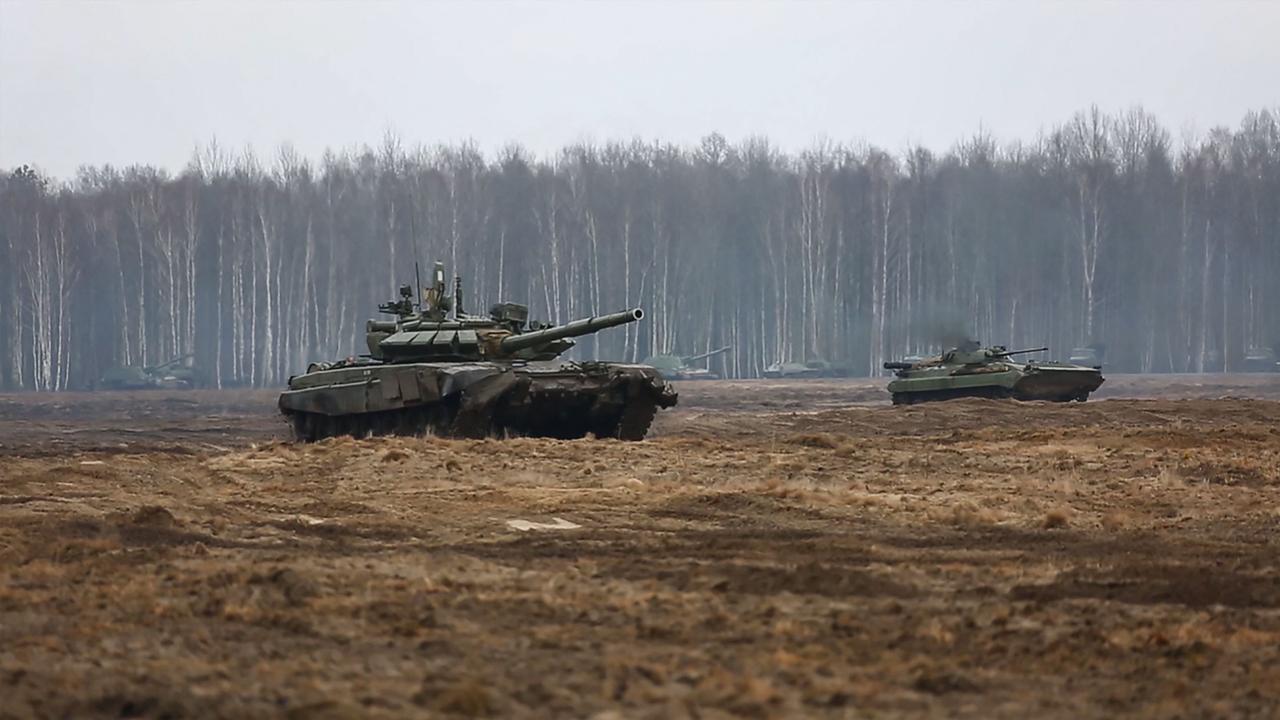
[[2, 0, 1278, 178]]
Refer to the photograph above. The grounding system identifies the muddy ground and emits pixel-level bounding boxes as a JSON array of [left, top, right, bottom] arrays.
[[1, 374, 1279, 718]]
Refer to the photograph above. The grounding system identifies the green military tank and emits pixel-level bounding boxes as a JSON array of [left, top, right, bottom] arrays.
[[642, 346, 731, 380], [279, 262, 678, 441], [762, 358, 851, 379], [98, 354, 200, 390], [883, 340, 1104, 405]]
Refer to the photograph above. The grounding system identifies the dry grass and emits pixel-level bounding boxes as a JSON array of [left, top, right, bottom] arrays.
[[1101, 510, 1132, 531], [381, 449, 410, 463], [1042, 508, 1071, 529], [2, 387, 1280, 718]]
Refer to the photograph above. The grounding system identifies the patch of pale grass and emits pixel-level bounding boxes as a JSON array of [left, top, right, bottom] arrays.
[[380, 449, 409, 463], [1156, 466, 1185, 488], [947, 500, 1001, 528], [1042, 507, 1071, 529], [1101, 510, 1132, 531], [788, 433, 840, 449]]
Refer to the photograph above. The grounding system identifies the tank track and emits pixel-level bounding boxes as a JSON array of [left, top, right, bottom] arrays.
[[284, 393, 661, 442], [890, 386, 1090, 405]]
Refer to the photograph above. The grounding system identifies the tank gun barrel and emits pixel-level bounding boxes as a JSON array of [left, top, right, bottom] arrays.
[[994, 347, 1049, 358], [883, 361, 915, 370], [146, 353, 194, 372], [499, 309, 644, 354], [684, 345, 731, 363]]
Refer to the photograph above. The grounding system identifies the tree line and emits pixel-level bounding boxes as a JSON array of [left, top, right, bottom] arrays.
[[1, 106, 1278, 391]]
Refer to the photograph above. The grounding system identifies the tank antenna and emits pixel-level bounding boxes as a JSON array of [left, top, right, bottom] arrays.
[[454, 274, 464, 319], [414, 262, 423, 312]]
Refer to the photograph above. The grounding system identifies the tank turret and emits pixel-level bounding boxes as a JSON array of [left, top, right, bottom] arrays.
[[883, 340, 1102, 404], [761, 358, 851, 379], [98, 353, 200, 390], [642, 345, 731, 380]]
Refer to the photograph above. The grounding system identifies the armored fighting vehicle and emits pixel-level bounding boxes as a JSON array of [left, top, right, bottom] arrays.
[[1243, 345, 1280, 373], [884, 340, 1104, 405], [1069, 343, 1106, 368], [642, 346, 731, 380], [279, 263, 678, 441], [762, 358, 851, 379], [98, 354, 200, 390]]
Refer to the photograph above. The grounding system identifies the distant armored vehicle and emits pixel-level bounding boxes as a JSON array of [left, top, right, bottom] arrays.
[[762, 358, 850, 379], [279, 263, 677, 441], [1069, 343, 1106, 368], [98, 354, 200, 390], [643, 346, 731, 380], [883, 340, 1104, 405], [1243, 346, 1280, 373], [1202, 348, 1224, 372]]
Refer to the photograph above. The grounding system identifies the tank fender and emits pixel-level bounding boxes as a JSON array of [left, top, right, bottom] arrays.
[[636, 369, 679, 407], [450, 370, 520, 438], [438, 366, 509, 399]]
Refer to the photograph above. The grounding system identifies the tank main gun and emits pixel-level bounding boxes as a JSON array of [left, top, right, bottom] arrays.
[[683, 346, 731, 364], [992, 347, 1048, 358], [498, 309, 644, 354], [145, 353, 194, 373]]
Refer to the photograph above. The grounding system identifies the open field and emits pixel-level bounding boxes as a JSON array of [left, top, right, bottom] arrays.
[[2, 375, 1280, 718]]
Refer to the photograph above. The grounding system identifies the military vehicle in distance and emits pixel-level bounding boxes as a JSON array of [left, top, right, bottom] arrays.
[[279, 263, 678, 441], [642, 346, 731, 380], [1069, 343, 1106, 368], [883, 340, 1104, 405], [1243, 345, 1280, 373], [762, 358, 851, 379], [98, 354, 200, 390]]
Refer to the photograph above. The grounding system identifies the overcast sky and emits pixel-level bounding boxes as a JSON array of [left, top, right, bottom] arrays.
[[2, 0, 1277, 178]]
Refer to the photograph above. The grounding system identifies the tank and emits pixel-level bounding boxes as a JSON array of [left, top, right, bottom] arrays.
[[1243, 345, 1280, 373], [642, 346, 731, 380], [883, 340, 1104, 405], [279, 262, 678, 441], [1069, 343, 1106, 368], [762, 358, 850, 379], [98, 354, 200, 390]]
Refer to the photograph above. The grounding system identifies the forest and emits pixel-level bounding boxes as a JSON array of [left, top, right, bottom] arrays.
[[1, 106, 1277, 390]]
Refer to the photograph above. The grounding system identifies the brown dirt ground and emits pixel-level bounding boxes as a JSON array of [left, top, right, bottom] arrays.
[[2, 374, 1279, 718]]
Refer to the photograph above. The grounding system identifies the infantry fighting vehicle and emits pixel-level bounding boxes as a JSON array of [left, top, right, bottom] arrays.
[[884, 340, 1104, 404], [97, 354, 200, 390], [762, 358, 851, 379], [279, 263, 678, 441], [642, 346, 731, 380]]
